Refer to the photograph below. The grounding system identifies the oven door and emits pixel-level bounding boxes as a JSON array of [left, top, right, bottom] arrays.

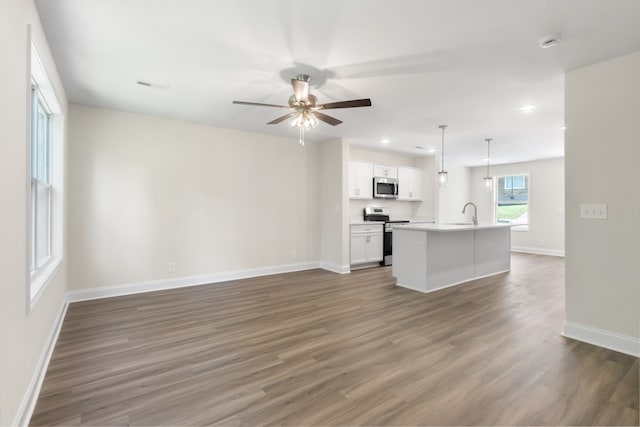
[[383, 227, 393, 266]]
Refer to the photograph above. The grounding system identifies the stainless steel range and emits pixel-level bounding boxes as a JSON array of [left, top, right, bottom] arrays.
[[363, 207, 409, 266]]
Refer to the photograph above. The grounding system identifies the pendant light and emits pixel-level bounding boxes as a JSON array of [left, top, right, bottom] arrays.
[[483, 138, 493, 192], [438, 124, 448, 188]]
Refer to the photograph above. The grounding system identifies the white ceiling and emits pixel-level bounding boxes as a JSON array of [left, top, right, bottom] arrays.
[[35, 0, 640, 166]]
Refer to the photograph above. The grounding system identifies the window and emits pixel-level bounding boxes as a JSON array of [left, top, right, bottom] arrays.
[[29, 39, 63, 309], [496, 174, 529, 230], [31, 85, 52, 272]]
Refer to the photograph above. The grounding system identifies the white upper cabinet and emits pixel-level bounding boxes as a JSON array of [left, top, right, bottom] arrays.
[[397, 167, 423, 201], [349, 161, 373, 199], [373, 164, 398, 179]]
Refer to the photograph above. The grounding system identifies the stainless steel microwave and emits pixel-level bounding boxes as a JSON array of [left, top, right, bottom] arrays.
[[373, 177, 398, 199]]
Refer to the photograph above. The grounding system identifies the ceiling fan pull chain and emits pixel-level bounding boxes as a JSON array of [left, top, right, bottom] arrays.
[[299, 124, 304, 146]]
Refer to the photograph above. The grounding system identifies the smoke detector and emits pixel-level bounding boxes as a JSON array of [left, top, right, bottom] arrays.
[[539, 33, 561, 49]]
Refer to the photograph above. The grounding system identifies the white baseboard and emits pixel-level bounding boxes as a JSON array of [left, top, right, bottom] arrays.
[[511, 246, 565, 257], [396, 269, 511, 294], [66, 261, 346, 302], [13, 298, 69, 427], [318, 262, 351, 274], [563, 322, 640, 357]]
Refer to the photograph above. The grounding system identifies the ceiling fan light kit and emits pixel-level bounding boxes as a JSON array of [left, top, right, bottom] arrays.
[[233, 74, 372, 145], [438, 124, 448, 188]]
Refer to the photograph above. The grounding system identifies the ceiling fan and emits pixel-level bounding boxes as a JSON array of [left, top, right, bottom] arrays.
[[233, 74, 372, 145]]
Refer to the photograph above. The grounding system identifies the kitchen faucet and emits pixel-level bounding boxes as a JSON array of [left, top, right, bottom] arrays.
[[462, 202, 478, 225]]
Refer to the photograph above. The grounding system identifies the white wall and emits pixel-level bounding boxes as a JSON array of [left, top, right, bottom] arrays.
[[68, 105, 322, 290], [436, 163, 472, 223], [470, 158, 565, 256], [564, 51, 640, 352], [348, 146, 436, 221], [0, 1, 69, 424], [319, 138, 350, 271], [413, 155, 438, 221]]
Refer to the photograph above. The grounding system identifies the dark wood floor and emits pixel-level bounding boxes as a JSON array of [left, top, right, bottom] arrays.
[[31, 253, 638, 426]]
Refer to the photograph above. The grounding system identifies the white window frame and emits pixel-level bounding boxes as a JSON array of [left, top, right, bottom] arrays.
[[495, 173, 530, 232], [28, 35, 64, 311], [31, 85, 53, 271]]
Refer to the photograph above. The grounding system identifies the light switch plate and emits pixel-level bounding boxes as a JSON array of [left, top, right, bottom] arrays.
[[580, 203, 607, 219]]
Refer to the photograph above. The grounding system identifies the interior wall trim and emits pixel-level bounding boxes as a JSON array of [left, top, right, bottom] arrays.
[[13, 298, 69, 427], [66, 261, 337, 303], [563, 321, 640, 357], [318, 262, 351, 274], [511, 246, 565, 257]]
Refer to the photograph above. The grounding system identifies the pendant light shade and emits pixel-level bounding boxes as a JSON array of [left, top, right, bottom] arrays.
[[438, 125, 448, 188], [483, 138, 493, 192]]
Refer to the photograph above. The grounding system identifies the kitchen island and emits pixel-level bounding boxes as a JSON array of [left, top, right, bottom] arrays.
[[391, 223, 512, 293]]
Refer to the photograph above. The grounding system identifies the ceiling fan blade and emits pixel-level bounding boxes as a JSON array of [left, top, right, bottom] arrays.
[[267, 112, 296, 125], [316, 98, 372, 110], [313, 111, 343, 126], [233, 100, 291, 109], [291, 79, 309, 103]]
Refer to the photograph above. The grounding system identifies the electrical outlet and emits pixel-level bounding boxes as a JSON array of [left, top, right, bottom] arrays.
[[580, 203, 607, 220], [168, 262, 176, 273]]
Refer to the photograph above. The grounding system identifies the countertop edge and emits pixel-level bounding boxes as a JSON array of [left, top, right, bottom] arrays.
[[392, 223, 514, 232]]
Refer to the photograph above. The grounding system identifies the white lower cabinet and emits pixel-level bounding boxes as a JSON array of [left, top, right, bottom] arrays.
[[350, 224, 383, 266]]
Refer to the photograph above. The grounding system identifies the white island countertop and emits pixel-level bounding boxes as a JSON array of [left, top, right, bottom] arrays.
[[392, 222, 512, 232]]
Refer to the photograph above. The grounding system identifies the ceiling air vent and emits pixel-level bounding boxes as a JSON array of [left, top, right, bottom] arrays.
[[538, 34, 561, 49], [136, 80, 169, 90]]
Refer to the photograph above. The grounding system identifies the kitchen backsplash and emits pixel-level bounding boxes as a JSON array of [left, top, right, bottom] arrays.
[[350, 199, 419, 222]]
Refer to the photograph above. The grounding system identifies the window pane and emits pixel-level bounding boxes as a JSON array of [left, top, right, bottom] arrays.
[[30, 179, 36, 271], [513, 176, 524, 189], [36, 102, 49, 182], [497, 175, 529, 225], [497, 204, 529, 224], [35, 180, 51, 267], [503, 176, 510, 190]]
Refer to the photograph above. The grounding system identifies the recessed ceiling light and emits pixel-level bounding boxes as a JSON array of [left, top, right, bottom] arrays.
[[380, 139, 391, 144], [560, 125, 567, 130], [427, 148, 436, 153], [519, 104, 536, 112]]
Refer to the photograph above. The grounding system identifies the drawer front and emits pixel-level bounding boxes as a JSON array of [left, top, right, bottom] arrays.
[[351, 224, 383, 234]]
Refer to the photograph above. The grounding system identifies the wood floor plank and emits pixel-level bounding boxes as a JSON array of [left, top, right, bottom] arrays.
[[30, 253, 638, 426]]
